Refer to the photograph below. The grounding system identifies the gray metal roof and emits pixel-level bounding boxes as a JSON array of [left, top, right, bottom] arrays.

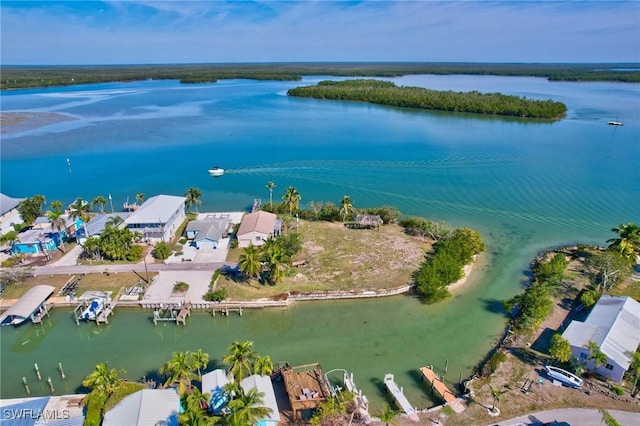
[[202, 369, 232, 394], [124, 195, 185, 225], [0, 397, 49, 426], [0, 285, 55, 325], [563, 295, 640, 369], [187, 216, 230, 242], [102, 388, 179, 426], [0, 193, 25, 216], [79, 212, 131, 237], [240, 374, 281, 422]]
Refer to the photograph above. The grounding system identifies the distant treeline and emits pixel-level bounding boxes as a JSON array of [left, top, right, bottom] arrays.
[[288, 79, 567, 119], [1, 62, 639, 90]]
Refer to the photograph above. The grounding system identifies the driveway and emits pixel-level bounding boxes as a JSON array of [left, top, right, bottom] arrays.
[[490, 408, 640, 426], [142, 270, 213, 303]]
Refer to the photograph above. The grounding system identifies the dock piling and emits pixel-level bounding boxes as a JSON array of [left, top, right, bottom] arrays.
[[34, 363, 41, 381], [47, 377, 55, 393], [58, 362, 66, 379], [22, 377, 30, 395]]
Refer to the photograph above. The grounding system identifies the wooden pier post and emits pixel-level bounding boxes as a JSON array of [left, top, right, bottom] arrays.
[[47, 377, 55, 393], [22, 377, 30, 395], [58, 362, 66, 379], [444, 359, 448, 374], [34, 363, 41, 381]]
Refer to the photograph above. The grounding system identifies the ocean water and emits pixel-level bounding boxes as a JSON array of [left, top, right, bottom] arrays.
[[1, 75, 639, 407]]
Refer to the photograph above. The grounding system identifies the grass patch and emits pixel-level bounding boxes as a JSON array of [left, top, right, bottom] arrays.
[[220, 220, 429, 300]]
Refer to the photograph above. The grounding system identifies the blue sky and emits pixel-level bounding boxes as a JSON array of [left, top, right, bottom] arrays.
[[1, 1, 639, 65]]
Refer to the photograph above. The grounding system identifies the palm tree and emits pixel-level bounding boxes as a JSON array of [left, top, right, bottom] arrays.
[[50, 200, 63, 214], [179, 388, 218, 425], [160, 351, 198, 395], [607, 223, 640, 259], [239, 244, 262, 280], [225, 386, 271, 426], [47, 210, 67, 253], [282, 186, 301, 216], [222, 341, 258, 381], [628, 349, 640, 395], [253, 356, 273, 376], [135, 192, 145, 205], [339, 195, 355, 222], [266, 181, 276, 209], [68, 197, 91, 240], [586, 341, 608, 375], [192, 349, 210, 379], [105, 215, 124, 228], [92, 195, 107, 214], [489, 385, 504, 413], [185, 187, 203, 213], [82, 362, 123, 398]]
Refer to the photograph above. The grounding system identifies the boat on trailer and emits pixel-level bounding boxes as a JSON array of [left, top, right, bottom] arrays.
[[544, 365, 583, 388]]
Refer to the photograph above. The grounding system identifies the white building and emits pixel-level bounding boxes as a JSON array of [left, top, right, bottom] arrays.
[[562, 295, 640, 383], [240, 374, 281, 425], [124, 195, 186, 241], [0, 193, 25, 237], [236, 211, 280, 248]]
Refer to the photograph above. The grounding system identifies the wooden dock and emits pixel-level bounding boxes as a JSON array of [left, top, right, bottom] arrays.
[[153, 301, 191, 325], [31, 303, 52, 324], [96, 302, 116, 325], [419, 366, 465, 413], [383, 374, 419, 422]]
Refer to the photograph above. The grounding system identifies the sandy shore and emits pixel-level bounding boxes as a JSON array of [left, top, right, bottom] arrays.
[[1, 111, 77, 134]]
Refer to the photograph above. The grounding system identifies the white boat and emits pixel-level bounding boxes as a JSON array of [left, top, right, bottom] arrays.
[[544, 365, 583, 388], [607, 121, 623, 126], [80, 297, 107, 321], [208, 167, 225, 176]]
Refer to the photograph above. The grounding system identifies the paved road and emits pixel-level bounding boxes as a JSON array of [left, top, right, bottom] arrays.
[[32, 261, 238, 276], [490, 408, 640, 426]]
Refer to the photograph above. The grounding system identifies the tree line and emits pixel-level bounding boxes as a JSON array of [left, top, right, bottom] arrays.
[[2, 62, 638, 89], [288, 79, 567, 119]]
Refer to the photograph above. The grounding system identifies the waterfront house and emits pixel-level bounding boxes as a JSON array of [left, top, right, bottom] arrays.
[[124, 195, 186, 242], [75, 212, 131, 242], [102, 388, 180, 426], [237, 211, 280, 248], [240, 374, 281, 425], [562, 295, 640, 383], [202, 368, 233, 414], [0, 193, 25, 237], [186, 215, 231, 250], [33, 213, 83, 236], [11, 229, 61, 256]]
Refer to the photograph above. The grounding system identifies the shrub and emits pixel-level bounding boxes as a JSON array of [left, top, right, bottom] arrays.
[[1, 258, 18, 267], [210, 270, 221, 286], [179, 238, 187, 245], [204, 288, 227, 302], [173, 281, 189, 292], [153, 241, 170, 260], [483, 351, 507, 376], [126, 245, 144, 261], [612, 385, 625, 396]]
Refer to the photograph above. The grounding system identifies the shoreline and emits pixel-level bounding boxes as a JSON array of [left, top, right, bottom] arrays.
[[0, 111, 77, 134]]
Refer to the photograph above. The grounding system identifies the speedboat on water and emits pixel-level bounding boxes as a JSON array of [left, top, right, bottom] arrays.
[[208, 167, 225, 177], [607, 121, 623, 126]]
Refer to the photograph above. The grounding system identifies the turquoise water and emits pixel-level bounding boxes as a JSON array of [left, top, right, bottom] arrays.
[[1, 75, 639, 408]]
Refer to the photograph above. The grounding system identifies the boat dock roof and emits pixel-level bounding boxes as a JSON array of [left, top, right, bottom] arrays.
[[383, 374, 419, 422], [0, 285, 55, 326]]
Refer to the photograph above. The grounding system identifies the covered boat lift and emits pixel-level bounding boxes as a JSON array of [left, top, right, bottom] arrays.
[[0, 285, 55, 326]]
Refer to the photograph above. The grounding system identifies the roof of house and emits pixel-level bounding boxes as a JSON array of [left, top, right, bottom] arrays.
[[202, 369, 232, 394], [0, 285, 55, 325], [102, 388, 179, 426], [14, 229, 54, 244], [34, 214, 80, 229], [240, 374, 281, 422], [124, 195, 185, 225], [187, 216, 230, 242], [237, 211, 278, 237], [0, 396, 50, 426], [79, 212, 131, 237], [563, 295, 640, 369], [0, 193, 25, 216]]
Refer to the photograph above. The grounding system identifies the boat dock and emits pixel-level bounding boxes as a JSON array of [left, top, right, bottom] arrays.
[[0, 285, 55, 326], [152, 301, 191, 325], [251, 198, 261, 213], [383, 374, 419, 422], [31, 303, 53, 324], [72, 291, 115, 325], [419, 366, 465, 413]]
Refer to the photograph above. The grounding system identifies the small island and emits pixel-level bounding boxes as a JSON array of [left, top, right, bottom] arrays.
[[287, 79, 568, 119]]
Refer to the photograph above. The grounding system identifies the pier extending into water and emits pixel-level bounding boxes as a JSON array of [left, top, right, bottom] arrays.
[[383, 373, 419, 422], [419, 366, 465, 413], [152, 301, 191, 325]]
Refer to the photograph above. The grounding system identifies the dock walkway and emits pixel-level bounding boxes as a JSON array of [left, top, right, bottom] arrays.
[[383, 374, 419, 422], [419, 366, 465, 413]]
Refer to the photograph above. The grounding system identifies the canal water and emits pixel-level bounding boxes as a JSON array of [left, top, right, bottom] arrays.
[[1, 74, 639, 409]]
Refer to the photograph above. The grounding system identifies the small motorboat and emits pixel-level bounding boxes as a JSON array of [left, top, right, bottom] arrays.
[[607, 121, 623, 126], [208, 167, 225, 177], [544, 365, 583, 388], [81, 297, 107, 321]]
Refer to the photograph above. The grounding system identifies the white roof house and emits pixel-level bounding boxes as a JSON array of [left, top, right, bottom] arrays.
[[563, 295, 640, 382], [124, 195, 186, 242], [102, 388, 180, 426], [240, 374, 280, 425], [202, 369, 233, 414], [0, 193, 25, 236], [236, 211, 280, 248]]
